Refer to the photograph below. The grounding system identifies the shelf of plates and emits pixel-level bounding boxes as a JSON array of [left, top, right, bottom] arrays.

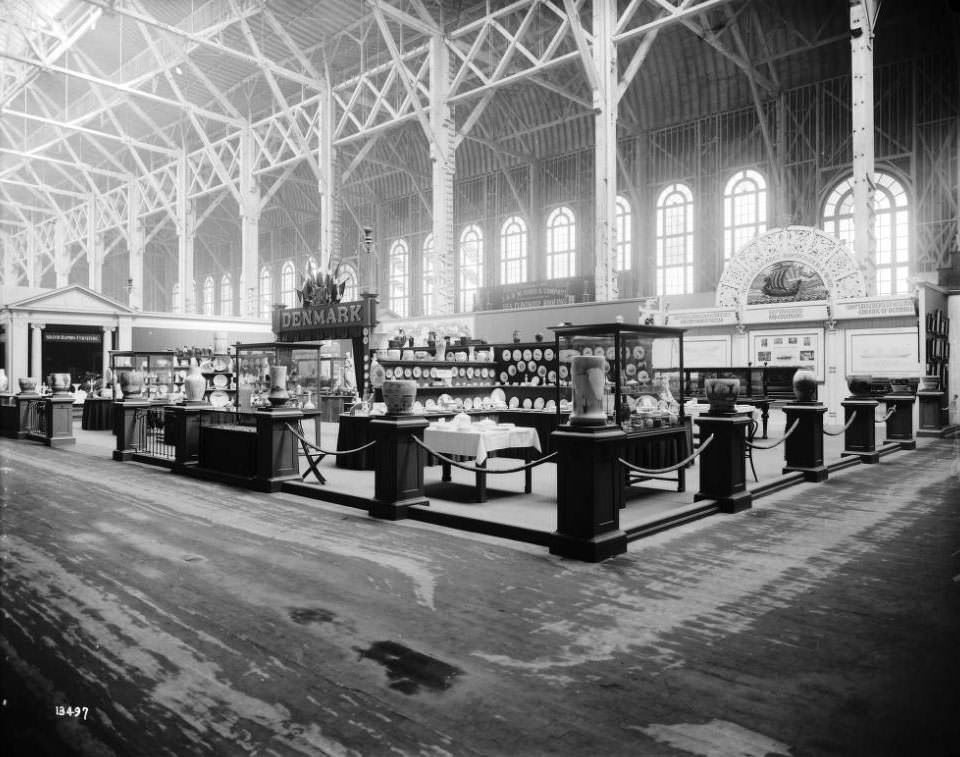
[[925, 309, 950, 385], [109, 351, 236, 404]]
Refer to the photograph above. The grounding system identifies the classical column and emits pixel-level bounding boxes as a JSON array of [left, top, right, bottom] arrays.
[[850, 0, 876, 293], [428, 32, 455, 315], [318, 82, 337, 273], [593, 0, 618, 301], [102, 326, 115, 379], [176, 151, 196, 314], [126, 181, 145, 310], [30, 323, 44, 380], [239, 126, 261, 319]]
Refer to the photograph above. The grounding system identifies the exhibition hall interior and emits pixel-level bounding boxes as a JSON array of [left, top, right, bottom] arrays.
[[1, 1, 958, 754]]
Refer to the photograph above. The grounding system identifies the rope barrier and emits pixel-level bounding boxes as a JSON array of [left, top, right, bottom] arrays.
[[823, 410, 858, 436], [285, 423, 376, 456], [618, 434, 715, 476], [744, 419, 799, 450], [410, 434, 557, 474], [881, 407, 896, 422]]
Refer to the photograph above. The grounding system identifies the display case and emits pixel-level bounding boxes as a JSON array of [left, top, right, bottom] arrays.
[[110, 350, 236, 404], [235, 341, 352, 412], [550, 323, 685, 430]]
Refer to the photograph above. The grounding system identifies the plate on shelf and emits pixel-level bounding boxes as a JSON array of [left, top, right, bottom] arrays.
[[512, 349, 523, 361], [530, 376, 539, 385], [533, 397, 545, 410], [527, 360, 537, 373], [438, 393, 453, 406], [545, 400, 556, 412], [537, 365, 547, 377], [581, 346, 593, 356], [533, 348, 543, 361], [544, 348, 554, 361], [625, 363, 637, 377], [403, 367, 413, 379], [430, 367, 439, 378], [500, 371, 509, 382], [559, 365, 569, 379], [637, 370, 649, 383], [522, 398, 533, 409], [633, 345, 645, 360], [385, 367, 394, 379], [467, 367, 474, 379], [212, 374, 228, 389], [515, 360, 524, 373], [606, 346, 615, 360], [491, 388, 506, 403], [213, 358, 227, 372], [463, 397, 473, 410], [502, 349, 512, 361], [522, 348, 532, 361], [199, 360, 214, 373], [413, 366, 422, 378], [547, 370, 557, 383], [425, 398, 437, 409], [209, 391, 229, 407], [507, 365, 516, 376], [509, 396, 520, 409]]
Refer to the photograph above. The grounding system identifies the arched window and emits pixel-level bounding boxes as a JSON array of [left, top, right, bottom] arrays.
[[655, 183, 694, 295], [422, 233, 435, 315], [823, 172, 911, 295], [546, 206, 576, 279], [500, 216, 527, 284], [171, 282, 182, 313], [723, 169, 767, 260], [258, 266, 272, 319], [615, 195, 631, 271], [281, 261, 297, 308], [220, 274, 232, 316], [459, 224, 483, 312], [389, 239, 409, 317], [338, 262, 358, 302], [202, 275, 215, 316]]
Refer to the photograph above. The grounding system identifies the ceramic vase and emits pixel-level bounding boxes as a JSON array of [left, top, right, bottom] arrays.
[[183, 364, 207, 403], [303, 390, 315, 410], [51, 372, 72, 396], [381, 380, 418, 415], [120, 370, 143, 397], [570, 355, 607, 426], [18, 377, 38, 394], [268, 364, 289, 407], [846, 375, 872, 397], [0, 368, 7, 392], [792, 368, 818, 403], [704, 377, 740, 414]]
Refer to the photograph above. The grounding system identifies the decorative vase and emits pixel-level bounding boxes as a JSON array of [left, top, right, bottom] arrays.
[[0, 368, 7, 392], [846, 374, 872, 397], [792, 368, 818, 403], [919, 375, 940, 392], [120, 370, 143, 397], [268, 364, 289, 407], [704, 377, 741, 414], [535, 332, 544, 342], [303, 390, 315, 410], [381, 379, 418, 415], [51, 372, 72, 396], [183, 364, 207, 403], [18, 377, 38, 394], [512, 330, 521, 344], [570, 355, 608, 426]]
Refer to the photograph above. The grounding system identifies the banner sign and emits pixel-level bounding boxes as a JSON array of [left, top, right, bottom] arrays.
[[44, 333, 102, 343], [273, 296, 377, 341], [477, 276, 595, 311]]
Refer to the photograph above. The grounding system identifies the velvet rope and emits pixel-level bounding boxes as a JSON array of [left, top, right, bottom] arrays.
[[744, 419, 799, 450], [881, 407, 897, 422], [409, 434, 557, 474], [823, 411, 858, 436], [618, 433, 715, 476]]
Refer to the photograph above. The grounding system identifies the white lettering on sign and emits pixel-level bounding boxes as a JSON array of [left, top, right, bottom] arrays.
[[839, 299, 915, 318], [768, 310, 803, 321], [673, 311, 733, 325]]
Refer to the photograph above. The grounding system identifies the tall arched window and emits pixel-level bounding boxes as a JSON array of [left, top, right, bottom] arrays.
[[220, 274, 232, 316], [655, 183, 694, 295], [422, 233, 435, 315], [546, 206, 576, 279], [459, 224, 483, 312], [723, 169, 767, 260], [281, 261, 297, 308], [500, 216, 527, 284], [258, 266, 272, 319], [338, 262, 358, 302], [823, 172, 911, 295], [615, 195, 631, 271], [389, 239, 409, 317], [202, 275, 215, 315]]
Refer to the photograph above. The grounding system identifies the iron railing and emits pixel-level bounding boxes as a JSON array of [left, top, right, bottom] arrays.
[[131, 405, 175, 462]]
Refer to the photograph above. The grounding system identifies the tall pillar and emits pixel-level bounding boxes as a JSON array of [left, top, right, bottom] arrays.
[[318, 83, 337, 273], [176, 151, 197, 314], [85, 196, 103, 292], [429, 33, 455, 315], [239, 126, 261, 319], [26, 229, 38, 287], [126, 181, 145, 310], [30, 322, 44, 380], [53, 218, 69, 288], [9, 313, 28, 386], [102, 326, 114, 379], [850, 0, 876, 293], [593, 0, 618, 301]]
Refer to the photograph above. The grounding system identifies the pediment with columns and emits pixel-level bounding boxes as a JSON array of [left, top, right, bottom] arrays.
[[4, 285, 133, 315]]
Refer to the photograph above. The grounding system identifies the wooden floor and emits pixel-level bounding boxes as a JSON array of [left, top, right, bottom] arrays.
[[2, 432, 959, 756]]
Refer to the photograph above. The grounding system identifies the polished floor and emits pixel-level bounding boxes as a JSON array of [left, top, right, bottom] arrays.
[[1, 429, 959, 756]]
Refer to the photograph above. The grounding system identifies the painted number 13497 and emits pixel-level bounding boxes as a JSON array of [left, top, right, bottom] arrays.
[[55, 705, 89, 720]]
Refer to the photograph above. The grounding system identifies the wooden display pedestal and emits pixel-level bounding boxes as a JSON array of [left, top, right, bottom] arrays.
[[549, 424, 628, 562], [782, 403, 829, 481], [840, 397, 880, 464], [693, 414, 753, 513], [368, 414, 429, 520], [14, 392, 41, 439], [253, 407, 303, 491], [884, 395, 917, 450], [112, 399, 150, 461], [916, 391, 945, 437], [45, 395, 76, 447], [170, 404, 209, 471]]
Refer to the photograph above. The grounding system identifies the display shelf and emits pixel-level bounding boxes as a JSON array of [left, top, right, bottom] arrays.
[[925, 308, 950, 388], [235, 341, 352, 409]]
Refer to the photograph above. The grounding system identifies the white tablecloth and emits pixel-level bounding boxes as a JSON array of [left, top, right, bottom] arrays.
[[424, 424, 541, 464]]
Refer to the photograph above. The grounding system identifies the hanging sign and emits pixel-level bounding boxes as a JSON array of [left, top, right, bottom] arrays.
[[273, 296, 377, 341], [44, 333, 102, 343]]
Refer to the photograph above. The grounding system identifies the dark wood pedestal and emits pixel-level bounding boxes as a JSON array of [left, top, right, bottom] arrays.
[[782, 403, 829, 481], [15, 393, 41, 439], [369, 415, 429, 520], [693, 414, 753, 513], [549, 425, 628, 562], [253, 408, 303, 491], [170, 404, 209, 471], [112, 399, 150, 461], [46, 395, 76, 447], [841, 397, 880, 464], [917, 391, 945, 436], [884, 394, 917, 450]]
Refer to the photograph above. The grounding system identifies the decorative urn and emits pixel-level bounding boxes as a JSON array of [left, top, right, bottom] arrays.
[[183, 364, 207, 403], [381, 379, 418, 415], [792, 368, 818, 403], [119, 370, 143, 397], [267, 364, 290, 407], [846, 375, 872, 398], [570, 355, 608, 426], [512, 330, 521, 344], [18, 377, 38, 394], [704, 377, 741, 414], [50, 372, 72, 396]]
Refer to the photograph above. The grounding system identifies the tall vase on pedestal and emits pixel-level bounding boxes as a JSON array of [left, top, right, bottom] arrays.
[[119, 370, 143, 398], [570, 355, 607, 426], [51, 372, 72, 397], [183, 364, 207, 404], [792, 368, 818, 403], [268, 364, 289, 407]]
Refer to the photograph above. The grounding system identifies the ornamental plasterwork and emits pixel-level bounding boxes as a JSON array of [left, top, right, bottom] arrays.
[[716, 226, 867, 309]]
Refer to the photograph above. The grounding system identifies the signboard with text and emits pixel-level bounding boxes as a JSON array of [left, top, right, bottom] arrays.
[[272, 296, 377, 342]]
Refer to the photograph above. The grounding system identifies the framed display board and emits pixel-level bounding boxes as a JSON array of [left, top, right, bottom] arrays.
[[845, 327, 921, 376], [750, 327, 824, 380], [682, 336, 731, 367]]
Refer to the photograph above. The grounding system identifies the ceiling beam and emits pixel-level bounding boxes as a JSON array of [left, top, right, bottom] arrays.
[[0, 108, 177, 155], [614, 0, 737, 45]]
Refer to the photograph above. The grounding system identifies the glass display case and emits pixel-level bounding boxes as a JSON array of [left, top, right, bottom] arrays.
[[550, 323, 685, 431], [235, 341, 351, 411], [110, 351, 178, 399]]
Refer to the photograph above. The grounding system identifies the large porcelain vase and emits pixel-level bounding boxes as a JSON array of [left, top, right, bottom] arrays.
[[704, 377, 740, 414], [183, 364, 207, 403], [792, 368, 818, 403], [846, 374, 872, 397], [51, 372, 72, 396], [570, 355, 607, 426], [268, 364, 290, 407], [18, 377, 38, 394], [120, 370, 143, 397], [381, 380, 418, 415]]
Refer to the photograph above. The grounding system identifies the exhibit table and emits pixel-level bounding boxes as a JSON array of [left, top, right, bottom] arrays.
[[82, 397, 114, 430], [423, 422, 541, 502], [621, 421, 693, 494]]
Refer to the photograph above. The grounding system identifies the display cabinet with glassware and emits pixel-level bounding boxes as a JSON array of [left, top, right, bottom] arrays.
[[110, 351, 178, 400]]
